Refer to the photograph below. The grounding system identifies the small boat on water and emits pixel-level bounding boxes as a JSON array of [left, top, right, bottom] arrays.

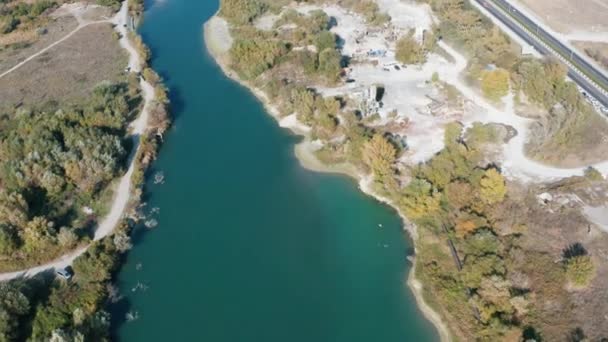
[[144, 218, 158, 229], [126, 311, 139, 322], [154, 171, 165, 184]]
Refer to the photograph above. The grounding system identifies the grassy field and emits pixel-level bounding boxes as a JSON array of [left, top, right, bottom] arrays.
[[0, 22, 127, 110]]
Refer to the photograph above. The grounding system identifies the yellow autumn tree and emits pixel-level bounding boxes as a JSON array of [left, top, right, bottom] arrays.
[[481, 68, 510, 101], [362, 134, 396, 179], [454, 212, 488, 238], [400, 179, 441, 220], [479, 168, 507, 205]]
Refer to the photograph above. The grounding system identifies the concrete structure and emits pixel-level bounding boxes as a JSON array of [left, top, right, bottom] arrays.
[[352, 85, 383, 117]]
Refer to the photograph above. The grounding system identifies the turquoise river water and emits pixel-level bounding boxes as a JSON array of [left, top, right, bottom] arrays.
[[112, 0, 439, 341]]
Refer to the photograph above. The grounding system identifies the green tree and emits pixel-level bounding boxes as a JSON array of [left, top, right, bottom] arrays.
[[395, 32, 425, 64], [362, 134, 396, 179], [292, 87, 316, 124], [23, 217, 56, 253], [461, 255, 506, 289], [471, 276, 515, 324], [0, 282, 30, 340], [584, 166, 604, 181], [318, 48, 343, 83], [219, 0, 267, 24], [0, 15, 19, 34], [0, 225, 18, 255], [230, 38, 288, 79], [479, 168, 506, 205], [314, 31, 336, 52], [399, 179, 441, 220], [481, 68, 510, 101], [350, 0, 390, 25], [0, 191, 29, 228]]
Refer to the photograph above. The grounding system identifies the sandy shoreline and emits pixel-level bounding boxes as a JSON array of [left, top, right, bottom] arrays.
[[203, 14, 451, 342]]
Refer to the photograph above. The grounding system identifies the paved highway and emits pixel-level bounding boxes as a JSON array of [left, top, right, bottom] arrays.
[[474, 0, 608, 109]]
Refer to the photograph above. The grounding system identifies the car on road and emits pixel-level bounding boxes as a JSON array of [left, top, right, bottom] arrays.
[[56, 267, 73, 280]]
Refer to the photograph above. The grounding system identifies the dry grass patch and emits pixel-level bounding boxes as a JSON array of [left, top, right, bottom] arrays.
[[511, 184, 608, 341], [572, 40, 608, 72], [0, 22, 127, 110], [0, 14, 78, 72], [518, 0, 608, 33]]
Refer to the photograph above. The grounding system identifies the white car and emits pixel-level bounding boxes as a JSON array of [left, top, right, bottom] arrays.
[[56, 267, 73, 280]]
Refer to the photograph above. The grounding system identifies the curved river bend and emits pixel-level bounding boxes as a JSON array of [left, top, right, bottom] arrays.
[[112, 0, 439, 341]]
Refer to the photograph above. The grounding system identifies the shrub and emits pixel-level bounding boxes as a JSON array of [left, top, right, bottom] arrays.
[[481, 68, 510, 101], [395, 32, 425, 65], [219, 0, 267, 24], [565, 255, 595, 287], [583, 166, 604, 181]]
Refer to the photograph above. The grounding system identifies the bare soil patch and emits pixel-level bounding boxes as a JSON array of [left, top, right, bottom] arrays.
[[514, 181, 608, 340], [0, 23, 127, 110], [518, 0, 608, 34]]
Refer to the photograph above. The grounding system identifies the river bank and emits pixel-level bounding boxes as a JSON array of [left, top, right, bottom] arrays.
[[203, 14, 451, 342], [0, 0, 160, 280]]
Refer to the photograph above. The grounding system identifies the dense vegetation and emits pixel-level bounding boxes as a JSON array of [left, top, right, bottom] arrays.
[[0, 81, 139, 270], [219, 0, 268, 25], [215, 0, 608, 339], [0, 0, 55, 34], [224, 2, 344, 84], [0, 1, 170, 341], [0, 223, 131, 341]]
